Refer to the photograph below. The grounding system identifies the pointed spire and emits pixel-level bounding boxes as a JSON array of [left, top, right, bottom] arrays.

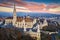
[[13, 2, 17, 26], [13, 2, 16, 16]]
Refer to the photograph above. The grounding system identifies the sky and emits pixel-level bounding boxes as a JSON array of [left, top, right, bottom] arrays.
[[0, 0, 60, 14]]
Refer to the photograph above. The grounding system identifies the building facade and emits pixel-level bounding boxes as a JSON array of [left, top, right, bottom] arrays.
[[5, 3, 48, 29], [4, 3, 49, 40]]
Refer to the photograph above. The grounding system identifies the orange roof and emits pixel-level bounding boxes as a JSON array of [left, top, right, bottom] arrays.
[[0, 18, 4, 21], [25, 18, 33, 22], [5, 17, 33, 22], [16, 17, 23, 22]]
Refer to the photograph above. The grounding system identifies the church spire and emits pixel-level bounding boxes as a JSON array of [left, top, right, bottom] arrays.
[[13, 3, 17, 26]]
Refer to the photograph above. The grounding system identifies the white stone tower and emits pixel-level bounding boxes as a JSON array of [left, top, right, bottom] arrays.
[[37, 24, 41, 40], [13, 3, 17, 26]]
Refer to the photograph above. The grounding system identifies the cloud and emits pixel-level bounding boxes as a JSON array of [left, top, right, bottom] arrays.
[[0, 6, 13, 12], [47, 3, 60, 9], [48, 7, 60, 13], [0, 1, 60, 14], [0, 6, 31, 12]]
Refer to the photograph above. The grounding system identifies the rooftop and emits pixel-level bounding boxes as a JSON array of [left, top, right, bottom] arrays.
[[5, 17, 33, 22]]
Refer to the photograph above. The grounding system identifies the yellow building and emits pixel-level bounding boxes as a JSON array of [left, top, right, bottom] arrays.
[[5, 16, 37, 28], [4, 3, 49, 40]]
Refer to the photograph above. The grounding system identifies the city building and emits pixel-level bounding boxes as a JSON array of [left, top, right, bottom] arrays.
[[4, 3, 48, 40], [5, 3, 48, 29]]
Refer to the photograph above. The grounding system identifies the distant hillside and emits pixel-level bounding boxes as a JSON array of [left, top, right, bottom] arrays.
[[0, 12, 60, 18], [0, 12, 12, 17]]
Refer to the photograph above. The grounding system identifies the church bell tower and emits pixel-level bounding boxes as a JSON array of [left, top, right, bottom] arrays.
[[13, 3, 17, 26]]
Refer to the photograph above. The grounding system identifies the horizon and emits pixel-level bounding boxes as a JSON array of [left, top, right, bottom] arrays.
[[0, 12, 60, 18]]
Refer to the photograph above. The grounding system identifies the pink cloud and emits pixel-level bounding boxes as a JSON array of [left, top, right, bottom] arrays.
[[47, 4, 60, 8], [0, 1, 60, 13]]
